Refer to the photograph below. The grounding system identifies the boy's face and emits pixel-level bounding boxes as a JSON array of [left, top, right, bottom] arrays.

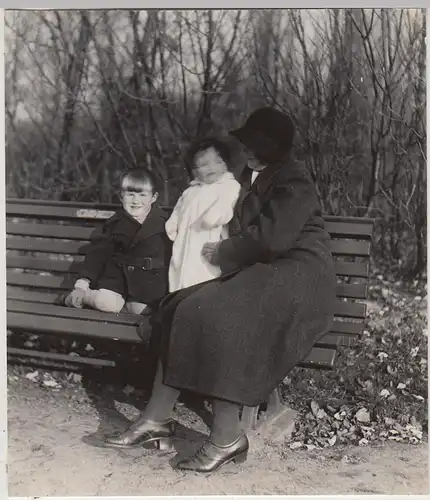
[[120, 178, 158, 220], [193, 147, 228, 184]]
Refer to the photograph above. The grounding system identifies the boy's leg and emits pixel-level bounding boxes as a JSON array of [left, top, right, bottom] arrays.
[[125, 301, 152, 315], [82, 288, 125, 313]]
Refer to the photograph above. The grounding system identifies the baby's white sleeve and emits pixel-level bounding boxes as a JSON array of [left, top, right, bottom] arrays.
[[201, 179, 241, 229]]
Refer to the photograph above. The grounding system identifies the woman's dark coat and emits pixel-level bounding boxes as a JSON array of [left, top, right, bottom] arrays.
[[77, 207, 171, 305], [158, 159, 336, 407]]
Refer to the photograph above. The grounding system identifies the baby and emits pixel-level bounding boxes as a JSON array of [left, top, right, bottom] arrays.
[[64, 168, 171, 314], [166, 137, 241, 292]]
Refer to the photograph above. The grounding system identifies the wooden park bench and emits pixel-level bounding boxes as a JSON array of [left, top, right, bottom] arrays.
[[6, 198, 374, 435]]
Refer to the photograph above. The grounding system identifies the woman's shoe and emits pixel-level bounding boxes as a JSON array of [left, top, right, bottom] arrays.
[[103, 418, 176, 450], [174, 433, 249, 473]]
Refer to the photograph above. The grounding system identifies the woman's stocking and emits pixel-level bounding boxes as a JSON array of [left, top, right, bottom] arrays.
[[141, 360, 180, 422], [210, 398, 242, 445]]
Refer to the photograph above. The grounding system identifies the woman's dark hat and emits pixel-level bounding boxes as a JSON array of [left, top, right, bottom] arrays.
[[229, 107, 295, 163]]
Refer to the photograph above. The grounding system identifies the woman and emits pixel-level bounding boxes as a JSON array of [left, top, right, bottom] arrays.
[[102, 107, 337, 473]]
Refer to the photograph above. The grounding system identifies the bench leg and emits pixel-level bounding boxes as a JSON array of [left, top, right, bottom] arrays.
[[257, 385, 298, 441], [240, 405, 260, 432], [239, 386, 284, 433], [240, 386, 298, 442], [265, 385, 283, 417]]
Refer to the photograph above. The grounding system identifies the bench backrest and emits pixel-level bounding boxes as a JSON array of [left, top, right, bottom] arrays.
[[6, 198, 374, 351]]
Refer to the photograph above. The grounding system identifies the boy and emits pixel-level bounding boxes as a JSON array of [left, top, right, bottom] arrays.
[[64, 169, 171, 314]]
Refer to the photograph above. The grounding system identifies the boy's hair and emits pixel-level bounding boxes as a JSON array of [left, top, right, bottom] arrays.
[[119, 168, 159, 193], [185, 136, 232, 178]]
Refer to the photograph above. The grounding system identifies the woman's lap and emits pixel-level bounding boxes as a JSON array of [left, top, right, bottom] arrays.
[[162, 261, 324, 404]]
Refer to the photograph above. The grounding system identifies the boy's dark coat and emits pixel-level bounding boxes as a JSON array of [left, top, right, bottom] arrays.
[[77, 207, 171, 305], [159, 160, 337, 406]]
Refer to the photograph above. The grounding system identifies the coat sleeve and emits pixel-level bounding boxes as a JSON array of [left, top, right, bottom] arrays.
[[200, 179, 241, 229], [218, 167, 318, 269], [76, 218, 116, 284]]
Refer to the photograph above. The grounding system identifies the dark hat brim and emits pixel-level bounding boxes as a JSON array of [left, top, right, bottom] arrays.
[[229, 126, 281, 163]]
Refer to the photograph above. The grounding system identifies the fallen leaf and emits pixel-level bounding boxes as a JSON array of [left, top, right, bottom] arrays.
[[43, 379, 60, 388], [289, 442, 303, 450], [310, 400, 320, 417], [328, 435, 337, 446], [305, 444, 317, 451], [355, 408, 370, 423], [25, 371, 39, 382]]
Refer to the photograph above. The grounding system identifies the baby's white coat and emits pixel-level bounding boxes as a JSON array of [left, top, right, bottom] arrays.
[[165, 172, 241, 292]]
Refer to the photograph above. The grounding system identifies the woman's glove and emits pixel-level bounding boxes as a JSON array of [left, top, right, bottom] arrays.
[[201, 242, 220, 266]]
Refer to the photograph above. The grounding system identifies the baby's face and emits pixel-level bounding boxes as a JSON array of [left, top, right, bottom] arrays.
[[121, 179, 158, 220], [193, 147, 228, 184]]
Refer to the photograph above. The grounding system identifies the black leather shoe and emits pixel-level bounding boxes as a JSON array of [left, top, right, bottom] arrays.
[[174, 433, 249, 473], [103, 419, 175, 450]]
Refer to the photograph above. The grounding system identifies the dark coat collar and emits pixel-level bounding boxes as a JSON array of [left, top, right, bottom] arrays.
[[113, 206, 167, 243]]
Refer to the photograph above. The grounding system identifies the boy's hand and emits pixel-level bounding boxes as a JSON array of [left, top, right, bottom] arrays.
[[202, 242, 220, 266], [64, 289, 86, 308]]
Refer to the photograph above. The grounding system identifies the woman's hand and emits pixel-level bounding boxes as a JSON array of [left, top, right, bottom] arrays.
[[201, 242, 220, 266]]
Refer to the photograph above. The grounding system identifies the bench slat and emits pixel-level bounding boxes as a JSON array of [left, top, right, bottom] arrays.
[[331, 320, 364, 336], [7, 255, 370, 281], [334, 261, 369, 278], [334, 300, 367, 319], [6, 222, 95, 240], [329, 240, 370, 257], [7, 300, 142, 326], [324, 215, 375, 225], [336, 283, 368, 299], [7, 236, 371, 258], [6, 271, 368, 300], [7, 256, 83, 273], [7, 203, 116, 221], [7, 311, 141, 343], [7, 289, 365, 338], [7, 198, 119, 209], [298, 347, 338, 370], [7, 347, 116, 368], [7, 288, 62, 304], [7, 238, 87, 255], [314, 333, 341, 349], [7, 220, 374, 242], [325, 221, 373, 239], [7, 272, 75, 290]]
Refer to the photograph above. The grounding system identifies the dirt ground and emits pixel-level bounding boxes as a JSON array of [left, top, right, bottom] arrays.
[[7, 373, 429, 497]]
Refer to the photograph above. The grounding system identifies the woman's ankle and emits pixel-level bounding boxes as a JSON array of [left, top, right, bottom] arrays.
[[210, 428, 243, 446]]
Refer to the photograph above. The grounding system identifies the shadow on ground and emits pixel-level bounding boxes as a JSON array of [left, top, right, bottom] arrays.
[[80, 368, 214, 462]]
